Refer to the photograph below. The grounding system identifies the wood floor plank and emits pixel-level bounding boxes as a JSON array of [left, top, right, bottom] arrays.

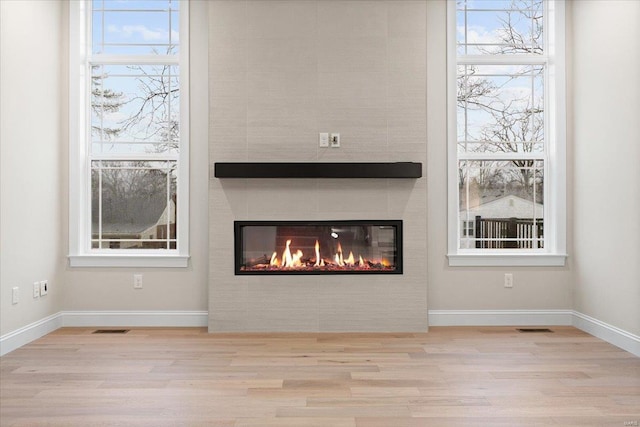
[[1, 326, 638, 426], [236, 417, 356, 426], [355, 416, 559, 427]]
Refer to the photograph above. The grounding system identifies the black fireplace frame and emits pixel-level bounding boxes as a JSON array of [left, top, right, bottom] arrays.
[[234, 220, 403, 275]]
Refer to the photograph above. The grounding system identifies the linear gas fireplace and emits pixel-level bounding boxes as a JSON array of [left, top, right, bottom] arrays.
[[235, 220, 402, 275]]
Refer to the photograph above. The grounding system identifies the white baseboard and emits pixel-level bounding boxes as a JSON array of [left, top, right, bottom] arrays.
[[0, 310, 208, 357], [3, 310, 637, 358], [61, 310, 209, 328], [572, 311, 640, 357], [0, 312, 63, 357], [428, 309, 574, 326], [428, 309, 639, 357]]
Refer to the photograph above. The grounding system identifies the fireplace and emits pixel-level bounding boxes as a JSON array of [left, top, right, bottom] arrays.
[[235, 220, 402, 275]]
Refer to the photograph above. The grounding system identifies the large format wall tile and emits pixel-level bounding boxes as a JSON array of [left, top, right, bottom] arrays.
[[318, 1, 388, 38], [209, 0, 428, 332], [317, 37, 387, 73], [247, 1, 317, 39]]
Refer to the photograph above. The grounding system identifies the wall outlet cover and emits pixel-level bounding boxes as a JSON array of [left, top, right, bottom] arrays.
[[133, 274, 143, 289]]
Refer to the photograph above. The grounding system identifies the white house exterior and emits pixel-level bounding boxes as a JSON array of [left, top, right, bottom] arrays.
[[460, 195, 543, 249], [141, 199, 177, 247]]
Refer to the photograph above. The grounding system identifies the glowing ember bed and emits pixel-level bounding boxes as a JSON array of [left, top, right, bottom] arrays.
[[234, 220, 402, 275]]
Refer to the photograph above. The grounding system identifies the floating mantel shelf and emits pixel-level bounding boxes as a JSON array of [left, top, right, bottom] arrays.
[[214, 162, 422, 179]]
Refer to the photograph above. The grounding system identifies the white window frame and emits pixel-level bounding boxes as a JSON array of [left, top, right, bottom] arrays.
[[69, 0, 190, 267], [447, 0, 566, 267]]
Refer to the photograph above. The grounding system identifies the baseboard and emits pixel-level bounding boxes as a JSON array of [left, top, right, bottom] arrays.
[[428, 309, 639, 357], [572, 311, 640, 357], [0, 311, 208, 357], [428, 309, 574, 326], [61, 310, 209, 328], [3, 310, 637, 358], [0, 312, 63, 357]]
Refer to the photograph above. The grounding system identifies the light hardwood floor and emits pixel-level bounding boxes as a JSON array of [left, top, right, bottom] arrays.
[[1, 327, 638, 426]]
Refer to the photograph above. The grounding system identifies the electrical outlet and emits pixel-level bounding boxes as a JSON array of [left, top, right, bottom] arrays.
[[12, 287, 19, 305], [40, 280, 48, 296], [504, 273, 513, 288], [133, 274, 143, 289], [33, 282, 40, 298]]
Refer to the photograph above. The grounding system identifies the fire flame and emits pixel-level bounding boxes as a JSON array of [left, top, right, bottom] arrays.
[[314, 240, 320, 267], [336, 243, 344, 266], [280, 240, 304, 268], [345, 251, 355, 266], [251, 239, 392, 272], [282, 240, 292, 267]]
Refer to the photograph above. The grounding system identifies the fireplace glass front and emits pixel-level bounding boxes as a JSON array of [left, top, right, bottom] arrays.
[[235, 220, 402, 275]]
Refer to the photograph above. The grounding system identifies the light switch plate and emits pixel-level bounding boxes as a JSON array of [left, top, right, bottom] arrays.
[[330, 133, 340, 148], [319, 132, 329, 148]]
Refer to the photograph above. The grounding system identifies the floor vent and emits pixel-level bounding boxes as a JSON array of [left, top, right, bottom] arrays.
[[517, 328, 553, 333], [92, 329, 130, 334]]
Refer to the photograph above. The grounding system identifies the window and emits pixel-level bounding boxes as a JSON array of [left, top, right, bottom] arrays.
[[462, 220, 475, 238], [69, 0, 189, 267], [447, 0, 566, 266]]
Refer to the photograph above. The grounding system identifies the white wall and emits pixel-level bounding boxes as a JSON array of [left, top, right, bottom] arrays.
[[426, 0, 573, 313], [1, 1, 209, 339], [1, 0, 637, 343], [571, 0, 640, 336], [1, 0, 65, 335], [61, 1, 210, 314]]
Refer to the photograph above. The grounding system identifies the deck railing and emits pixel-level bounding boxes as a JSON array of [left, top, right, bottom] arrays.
[[474, 216, 544, 249]]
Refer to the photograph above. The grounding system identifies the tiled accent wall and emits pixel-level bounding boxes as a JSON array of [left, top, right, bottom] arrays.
[[209, 1, 428, 332]]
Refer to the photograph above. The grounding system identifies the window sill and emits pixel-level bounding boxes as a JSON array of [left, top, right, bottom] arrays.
[[447, 253, 567, 267], [69, 254, 190, 268]]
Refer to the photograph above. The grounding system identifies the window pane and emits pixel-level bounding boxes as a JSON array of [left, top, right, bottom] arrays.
[[91, 64, 179, 154], [91, 161, 177, 249], [171, 11, 179, 46], [457, 64, 544, 154], [92, 1, 179, 55], [96, 0, 178, 11], [457, 0, 543, 55], [459, 160, 543, 249]]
